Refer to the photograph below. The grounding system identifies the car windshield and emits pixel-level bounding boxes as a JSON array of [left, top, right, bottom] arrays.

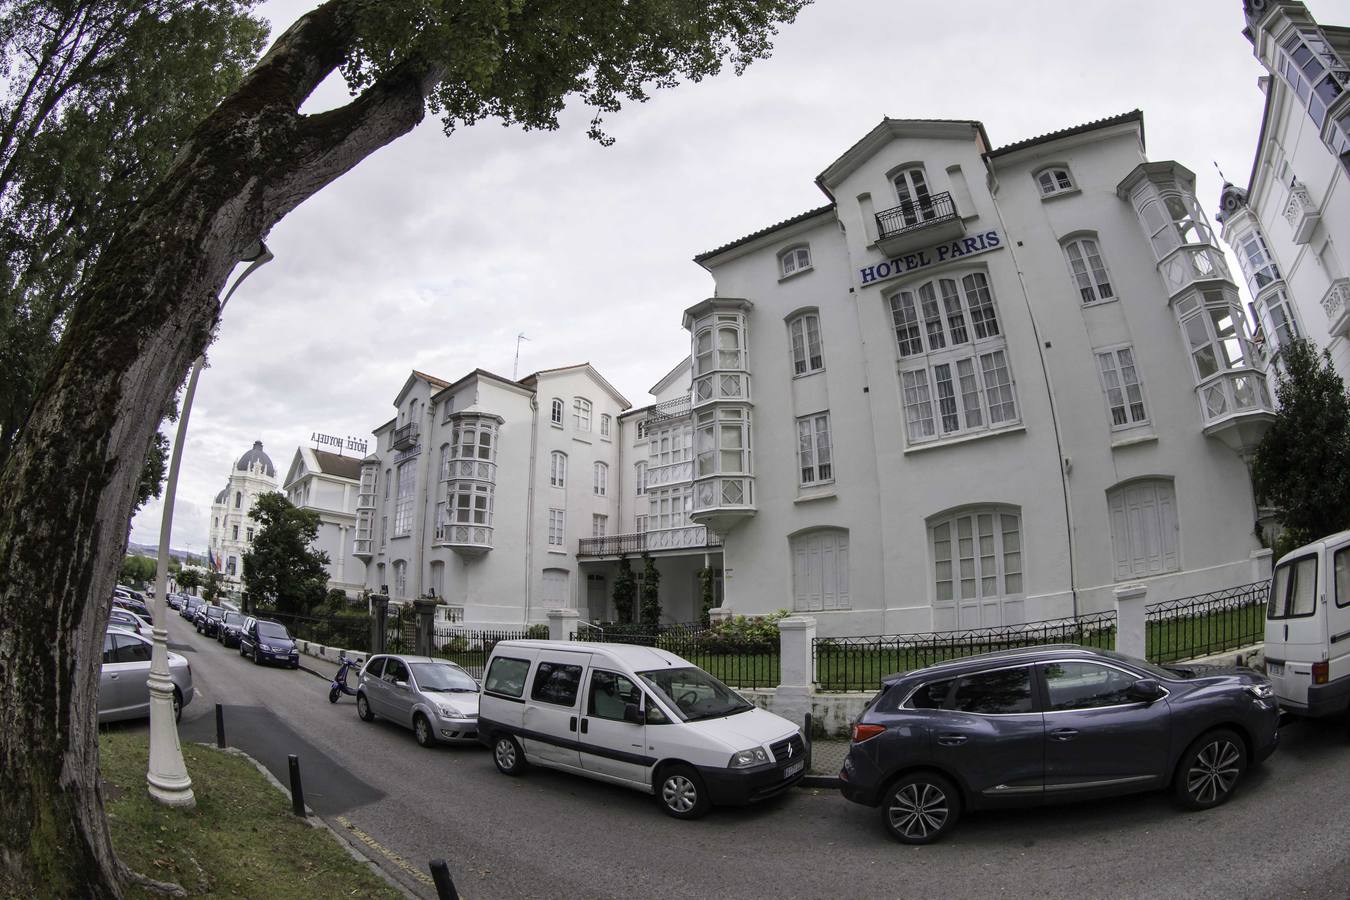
[[222, 612, 242, 625], [638, 666, 753, 722], [409, 663, 477, 692], [206, 606, 223, 618], [257, 623, 290, 641]]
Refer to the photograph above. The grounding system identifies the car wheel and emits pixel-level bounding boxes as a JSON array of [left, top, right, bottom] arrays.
[[657, 764, 711, 820], [172, 688, 183, 724], [1175, 728, 1247, 810], [881, 772, 962, 844], [252, 648, 262, 665], [492, 734, 527, 775], [414, 714, 436, 749], [356, 693, 375, 722]]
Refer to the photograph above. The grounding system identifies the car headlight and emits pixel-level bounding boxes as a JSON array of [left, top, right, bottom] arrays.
[[1245, 683, 1274, 700], [728, 748, 770, 768], [259, 644, 273, 652], [435, 704, 468, 719]]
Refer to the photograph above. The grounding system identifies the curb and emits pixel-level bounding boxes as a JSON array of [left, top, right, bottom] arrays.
[[799, 775, 840, 789], [298, 663, 331, 682]]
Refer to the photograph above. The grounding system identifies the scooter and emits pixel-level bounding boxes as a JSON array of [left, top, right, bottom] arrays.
[[328, 654, 363, 703]]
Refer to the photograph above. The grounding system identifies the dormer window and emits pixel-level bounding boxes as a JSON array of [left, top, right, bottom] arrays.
[[1036, 166, 1075, 197], [779, 245, 812, 278]]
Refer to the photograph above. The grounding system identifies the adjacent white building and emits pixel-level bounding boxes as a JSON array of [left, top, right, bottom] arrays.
[[353, 111, 1274, 636], [1218, 0, 1350, 379], [207, 440, 278, 595], [283, 446, 363, 597]]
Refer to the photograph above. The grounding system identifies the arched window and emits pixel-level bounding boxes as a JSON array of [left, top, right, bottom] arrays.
[[573, 397, 592, 431], [384, 469, 391, 499], [1035, 166, 1075, 197], [1063, 236, 1115, 304], [929, 507, 1023, 629], [393, 560, 407, 598], [1096, 346, 1148, 428], [1106, 479, 1178, 579], [593, 462, 608, 497], [439, 443, 451, 481], [891, 166, 936, 227], [600, 414, 611, 437], [635, 461, 647, 496], [234, 491, 242, 508], [778, 244, 812, 278], [787, 311, 824, 375], [550, 451, 567, 488], [393, 462, 416, 536], [550, 398, 563, 427], [790, 528, 850, 612]]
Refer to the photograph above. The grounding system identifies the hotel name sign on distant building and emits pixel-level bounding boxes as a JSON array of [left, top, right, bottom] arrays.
[[858, 228, 1003, 287], [311, 432, 369, 456]]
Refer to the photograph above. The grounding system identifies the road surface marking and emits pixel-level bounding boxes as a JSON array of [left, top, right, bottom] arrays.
[[335, 814, 439, 890]]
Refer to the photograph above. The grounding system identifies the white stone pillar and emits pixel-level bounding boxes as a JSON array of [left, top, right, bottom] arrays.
[[548, 608, 580, 641], [1251, 548, 1274, 582], [775, 616, 817, 727], [708, 606, 732, 624], [1114, 584, 1148, 659]]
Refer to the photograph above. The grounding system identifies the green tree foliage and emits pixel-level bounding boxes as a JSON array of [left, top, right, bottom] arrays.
[[176, 568, 201, 593], [612, 555, 636, 624], [242, 492, 330, 618], [0, 1, 267, 474], [639, 552, 661, 628], [118, 554, 155, 587], [1251, 338, 1350, 547], [201, 569, 223, 603], [698, 566, 716, 626]]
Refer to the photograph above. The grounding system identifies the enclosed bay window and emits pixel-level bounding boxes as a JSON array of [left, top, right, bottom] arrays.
[[1277, 30, 1349, 131], [779, 244, 812, 278], [1107, 479, 1178, 579], [648, 423, 692, 468], [1235, 231, 1281, 296], [930, 507, 1023, 629], [393, 461, 415, 536], [593, 461, 608, 497], [1255, 287, 1301, 352], [787, 311, 824, 376], [448, 482, 492, 526], [796, 413, 833, 486], [1137, 192, 1214, 259], [1096, 346, 1148, 428], [647, 485, 693, 530], [1175, 287, 1270, 421], [573, 397, 592, 431], [550, 398, 563, 427], [550, 451, 567, 488], [1036, 166, 1075, 197], [1063, 236, 1115, 304], [548, 508, 565, 547], [695, 408, 750, 477]]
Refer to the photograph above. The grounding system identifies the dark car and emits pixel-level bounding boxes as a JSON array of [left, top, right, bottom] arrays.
[[217, 611, 247, 648], [195, 604, 225, 637], [165, 592, 184, 611], [839, 645, 1279, 844], [239, 619, 300, 668], [113, 596, 153, 625], [181, 596, 204, 621]]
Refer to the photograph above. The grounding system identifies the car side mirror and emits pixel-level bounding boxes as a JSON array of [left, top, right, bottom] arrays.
[[623, 703, 644, 724], [395, 680, 408, 689], [1128, 679, 1164, 703]]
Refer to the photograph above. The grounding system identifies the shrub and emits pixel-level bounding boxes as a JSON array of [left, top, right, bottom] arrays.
[[692, 610, 787, 654], [438, 634, 469, 654], [526, 623, 549, 640]]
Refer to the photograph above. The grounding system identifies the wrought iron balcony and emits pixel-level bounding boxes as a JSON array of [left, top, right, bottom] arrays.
[[874, 191, 963, 257], [645, 394, 691, 424], [1322, 278, 1350, 339], [390, 421, 419, 451], [1282, 182, 1320, 245], [577, 525, 722, 558]]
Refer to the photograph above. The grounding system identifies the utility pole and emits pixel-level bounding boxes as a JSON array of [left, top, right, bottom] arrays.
[[513, 332, 530, 380]]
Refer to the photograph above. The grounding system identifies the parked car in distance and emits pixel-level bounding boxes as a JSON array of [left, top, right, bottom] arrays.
[[218, 611, 247, 648], [356, 654, 480, 747], [180, 596, 204, 621], [1265, 528, 1350, 719], [195, 604, 225, 637], [478, 640, 806, 819], [113, 596, 152, 625], [108, 608, 151, 636], [239, 619, 299, 668], [165, 592, 184, 611], [100, 627, 193, 723], [838, 644, 1279, 844], [116, 584, 146, 603]]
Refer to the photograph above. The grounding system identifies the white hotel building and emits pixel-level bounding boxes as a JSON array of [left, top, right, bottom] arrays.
[[351, 111, 1273, 636]]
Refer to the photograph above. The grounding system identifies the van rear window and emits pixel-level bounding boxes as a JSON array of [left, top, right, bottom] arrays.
[[1269, 556, 1317, 619], [484, 657, 530, 698]]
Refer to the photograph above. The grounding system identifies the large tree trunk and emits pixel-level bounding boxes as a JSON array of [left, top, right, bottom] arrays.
[[0, 3, 437, 893]]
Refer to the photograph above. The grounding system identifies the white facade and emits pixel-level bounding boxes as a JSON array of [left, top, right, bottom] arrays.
[[206, 440, 278, 595], [1219, 0, 1350, 379], [283, 446, 363, 596]]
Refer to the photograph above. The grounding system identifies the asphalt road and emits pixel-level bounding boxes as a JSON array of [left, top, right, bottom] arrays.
[[156, 613, 1350, 900]]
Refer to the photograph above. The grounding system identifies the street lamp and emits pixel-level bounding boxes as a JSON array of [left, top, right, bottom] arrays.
[[147, 241, 274, 807]]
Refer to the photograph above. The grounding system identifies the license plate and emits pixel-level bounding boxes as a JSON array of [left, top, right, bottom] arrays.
[[1267, 662, 1283, 676], [784, 761, 804, 779]]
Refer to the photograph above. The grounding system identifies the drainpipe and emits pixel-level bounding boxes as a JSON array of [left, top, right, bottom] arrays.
[[412, 399, 434, 601], [524, 396, 540, 625]]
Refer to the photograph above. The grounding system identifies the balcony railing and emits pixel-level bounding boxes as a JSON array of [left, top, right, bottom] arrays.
[[1196, 369, 1272, 422], [646, 395, 691, 424], [390, 422, 419, 451], [646, 460, 692, 488], [1282, 182, 1320, 245], [1322, 278, 1350, 338], [577, 525, 722, 557], [875, 191, 957, 242]]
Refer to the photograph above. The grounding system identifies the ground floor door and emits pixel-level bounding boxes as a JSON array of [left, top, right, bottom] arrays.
[[586, 573, 608, 622]]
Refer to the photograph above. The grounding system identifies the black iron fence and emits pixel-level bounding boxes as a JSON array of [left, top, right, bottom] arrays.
[[1144, 580, 1269, 664], [814, 611, 1119, 693], [572, 622, 781, 689], [429, 626, 540, 679], [269, 612, 373, 653]]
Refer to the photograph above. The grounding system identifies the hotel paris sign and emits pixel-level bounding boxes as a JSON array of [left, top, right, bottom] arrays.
[[857, 228, 1003, 288]]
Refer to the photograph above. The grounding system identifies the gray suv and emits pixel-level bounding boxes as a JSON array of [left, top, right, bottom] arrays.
[[839, 645, 1279, 844]]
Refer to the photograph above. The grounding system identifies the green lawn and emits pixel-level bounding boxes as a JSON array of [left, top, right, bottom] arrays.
[[693, 652, 781, 689], [101, 731, 402, 899], [1145, 603, 1265, 664]]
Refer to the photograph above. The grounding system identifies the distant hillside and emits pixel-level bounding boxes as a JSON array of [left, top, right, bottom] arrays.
[[127, 542, 206, 566]]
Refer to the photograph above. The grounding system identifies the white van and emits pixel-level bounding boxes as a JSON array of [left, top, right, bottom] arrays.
[[1264, 528, 1350, 718], [477, 640, 805, 819]]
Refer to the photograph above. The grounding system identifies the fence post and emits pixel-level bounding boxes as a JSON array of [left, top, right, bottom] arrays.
[[547, 608, 579, 641], [1250, 548, 1273, 583], [287, 754, 306, 817], [708, 606, 732, 624], [429, 859, 460, 900], [1114, 584, 1148, 659], [369, 592, 389, 653], [413, 595, 439, 656], [803, 711, 814, 772], [775, 616, 816, 727]]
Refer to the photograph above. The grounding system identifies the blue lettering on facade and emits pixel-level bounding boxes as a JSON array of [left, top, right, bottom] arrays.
[[858, 229, 1003, 287]]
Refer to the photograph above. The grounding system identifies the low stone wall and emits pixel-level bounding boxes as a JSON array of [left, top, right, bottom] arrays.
[[295, 640, 366, 667]]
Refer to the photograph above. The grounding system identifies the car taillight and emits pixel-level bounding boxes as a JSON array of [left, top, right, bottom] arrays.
[[852, 723, 886, 743], [1313, 661, 1329, 685]]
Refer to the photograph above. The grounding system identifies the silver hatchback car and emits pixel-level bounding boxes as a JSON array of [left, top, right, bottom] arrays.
[[100, 627, 194, 723], [356, 654, 479, 748]]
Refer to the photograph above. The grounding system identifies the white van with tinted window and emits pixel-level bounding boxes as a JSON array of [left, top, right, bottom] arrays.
[[477, 640, 805, 819], [1265, 528, 1350, 718]]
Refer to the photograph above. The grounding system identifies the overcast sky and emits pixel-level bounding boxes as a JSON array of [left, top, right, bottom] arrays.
[[129, 0, 1350, 555]]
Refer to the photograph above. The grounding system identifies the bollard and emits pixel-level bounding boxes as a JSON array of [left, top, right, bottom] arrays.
[[429, 859, 460, 900], [803, 711, 814, 772], [287, 754, 306, 817], [215, 703, 225, 748]]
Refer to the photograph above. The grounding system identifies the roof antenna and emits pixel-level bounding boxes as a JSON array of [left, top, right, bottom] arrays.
[[1213, 160, 1228, 183], [513, 332, 530, 380]]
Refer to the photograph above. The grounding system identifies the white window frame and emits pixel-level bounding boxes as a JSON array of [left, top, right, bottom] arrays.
[[448, 481, 493, 526], [930, 508, 1023, 627], [573, 397, 592, 432], [393, 461, 415, 536], [1063, 236, 1115, 305], [647, 485, 694, 531], [1096, 346, 1148, 429], [600, 413, 611, 438], [1035, 166, 1075, 197], [1235, 229, 1281, 297], [779, 244, 812, 278], [592, 513, 608, 537], [1254, 286, 1301, 354], [548, 508, 566, 547], [394, 560, 407, 597], [891, 166, 936, 226], [635, 461, 647, 496], [550, 398, 564, 427], [796, 413, 834, 487], [550, 451, 567, 488], [1107, 480, 1179, 579], [594, 461, 608, 497], [787, 311, 824, 376]]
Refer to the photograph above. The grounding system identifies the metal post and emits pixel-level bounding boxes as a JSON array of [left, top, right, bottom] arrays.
[[288, 754, 306, 816], [215, 703, 225, 748], [804, 712, 814, 773], [429, 859, 460, 900]]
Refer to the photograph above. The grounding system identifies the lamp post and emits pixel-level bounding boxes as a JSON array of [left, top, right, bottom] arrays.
[[147, 242, 274, 807]]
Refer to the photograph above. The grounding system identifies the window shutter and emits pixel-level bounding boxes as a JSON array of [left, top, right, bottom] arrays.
[[1109, 490, 1131, 579], [1158, 484, 1179, 571]]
